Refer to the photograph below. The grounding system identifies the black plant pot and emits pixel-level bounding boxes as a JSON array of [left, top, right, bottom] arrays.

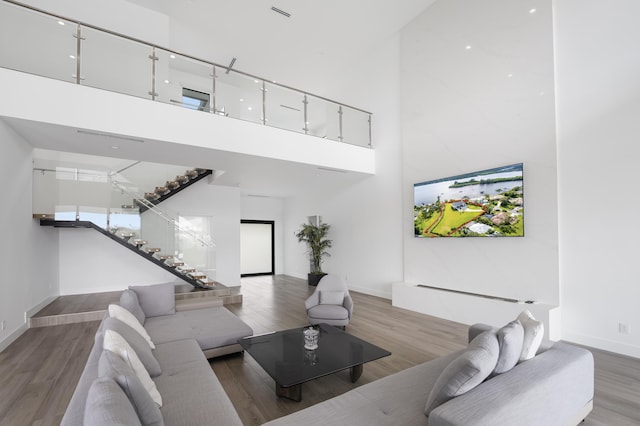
[[307, 273, 327, 287]]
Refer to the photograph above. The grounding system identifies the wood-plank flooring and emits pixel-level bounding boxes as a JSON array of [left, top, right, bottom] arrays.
[[0, 274, 638, 425]]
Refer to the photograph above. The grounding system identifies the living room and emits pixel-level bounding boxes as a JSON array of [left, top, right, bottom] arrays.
[[0, 0, 639, 424]]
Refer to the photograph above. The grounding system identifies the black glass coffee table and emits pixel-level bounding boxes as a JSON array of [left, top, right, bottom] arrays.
[[239, 323, 391, 401]]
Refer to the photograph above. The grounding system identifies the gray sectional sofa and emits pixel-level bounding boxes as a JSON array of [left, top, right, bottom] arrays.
[[265, 323, 595, 426], [61, 283, 253, 426]]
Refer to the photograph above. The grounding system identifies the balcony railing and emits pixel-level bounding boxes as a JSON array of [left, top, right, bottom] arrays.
[[0, 0, 373, 147]]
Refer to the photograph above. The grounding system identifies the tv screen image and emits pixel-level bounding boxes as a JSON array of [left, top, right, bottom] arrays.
[[414, 163, 524, 238]]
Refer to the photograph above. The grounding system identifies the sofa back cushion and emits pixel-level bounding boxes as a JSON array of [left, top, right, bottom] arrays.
[[493, 320, 524, 375], [129, 283, 176, 318], [424, 331, 499, 416], [84, 377, 142, 426], [103, 317, 161, 377], [108, 304, 155, 350], [103, 330, 163, 407], [99, 350, 164, 426], [120, 289, 146, 325]]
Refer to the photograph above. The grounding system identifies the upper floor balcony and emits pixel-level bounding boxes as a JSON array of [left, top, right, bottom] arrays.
[[0, 0, 376, 189]]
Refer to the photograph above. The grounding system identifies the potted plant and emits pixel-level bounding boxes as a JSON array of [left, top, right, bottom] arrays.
[[295, 219, 332, 286]]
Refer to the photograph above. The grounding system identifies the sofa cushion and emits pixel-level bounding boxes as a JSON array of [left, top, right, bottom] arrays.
[[320, 291, 345, 305], [120, 289, 146, 325], [307, 304, 349, 320], [517, 310, 544, 361], [103, 329, 163, 407], [152, 339, 243, 426], [108, 304, 155, 350], [144, 307, 253, 351], [84, 377, 142, 426], [99, 350, 164, 426], [493, 320, 524, 375], [130, 283, 175, 318], [103, 317, 161, 377], [424, 331, 499, 416]]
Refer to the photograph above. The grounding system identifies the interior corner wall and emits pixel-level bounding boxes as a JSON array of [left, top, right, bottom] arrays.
[[399, 0, 559, 315], [283, 34, 404, 299], [554, 0, 640, 358], [0, 119, 59, 351]]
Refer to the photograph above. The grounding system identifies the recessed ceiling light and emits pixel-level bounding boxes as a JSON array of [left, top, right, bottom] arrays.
[[254, 79, 260, 83], [239, 98, 244, 102], [465, 45, 472, 50], [529, 8, 537, 14], [164, 79, 170, 84], [507, 73, 513, 78], [57, 21, 65, 26], [170, 54, 176, 59], [69, 55, 75, 59], [248, 106, 253, 111]]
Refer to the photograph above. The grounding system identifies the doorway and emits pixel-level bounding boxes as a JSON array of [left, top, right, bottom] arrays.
[[240, 220, 275, 276]]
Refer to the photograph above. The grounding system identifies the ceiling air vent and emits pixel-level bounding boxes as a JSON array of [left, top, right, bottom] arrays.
[[271, 6, 291, 18]]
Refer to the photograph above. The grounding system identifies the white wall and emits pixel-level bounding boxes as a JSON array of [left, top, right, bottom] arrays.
[[398, 0, 559, 326], [241, 196, 285, 275], [283, 34, 404, 299], [0, 119, 59, 351], [554, 0, 640, 357]]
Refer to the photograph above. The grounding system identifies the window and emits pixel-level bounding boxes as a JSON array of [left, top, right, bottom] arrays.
[[182, 88, 210, 111]]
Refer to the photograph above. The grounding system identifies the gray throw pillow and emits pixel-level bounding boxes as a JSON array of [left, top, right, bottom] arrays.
[[129, 283, 176, 318], [99, 350, 164, 426], [84, 377, 142, 426], [424, 331, 499, 416], [493, 320, 524, 375], [120, 289, 146, 325], [103, 317, 162, 377]]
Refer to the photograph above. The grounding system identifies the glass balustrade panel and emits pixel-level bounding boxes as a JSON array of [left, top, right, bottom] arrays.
[[155, 49, 215, 111], [178, 215, 216, 281], [216, 71, 263, 124], [305, 95, 340, 142], [341, 106, 371, 147], [264, 83, 305, 133], [80, 27, 152, 99], [0, 2, 76, 82]]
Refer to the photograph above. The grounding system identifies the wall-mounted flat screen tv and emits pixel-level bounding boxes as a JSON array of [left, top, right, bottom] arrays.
[[414, 163, 524, 238]]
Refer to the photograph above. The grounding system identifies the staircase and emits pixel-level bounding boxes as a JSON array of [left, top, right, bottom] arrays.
[[37, 167, 222, 291]]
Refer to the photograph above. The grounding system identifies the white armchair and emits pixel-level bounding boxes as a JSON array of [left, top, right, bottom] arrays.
[[305, 275, 353, 329]]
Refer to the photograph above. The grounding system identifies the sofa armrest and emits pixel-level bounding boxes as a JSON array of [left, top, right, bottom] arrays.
[[429, 342, 594, 426]]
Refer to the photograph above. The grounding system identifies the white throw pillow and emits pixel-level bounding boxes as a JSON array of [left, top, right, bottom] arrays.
[[103, 329, 163, 407], [108, 304, 155, 349], [517, 310, 544, 361], [424, 331, 499, 416], [320, 291, 345, 305]]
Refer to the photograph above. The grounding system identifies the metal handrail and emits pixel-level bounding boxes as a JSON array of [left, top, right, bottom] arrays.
[[3, 0, 372, 116]]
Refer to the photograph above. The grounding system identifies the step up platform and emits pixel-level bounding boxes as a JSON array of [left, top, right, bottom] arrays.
[[29, 283, 242, 328]]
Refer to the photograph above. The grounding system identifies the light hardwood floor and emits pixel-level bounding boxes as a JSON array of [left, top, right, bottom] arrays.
[[0, 275, 638, 425]]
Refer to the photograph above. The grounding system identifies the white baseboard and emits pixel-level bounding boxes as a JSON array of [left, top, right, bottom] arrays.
[[562, 330, 640, 359], [0, 323, 28, 353], [26, 295, 58, 318]]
